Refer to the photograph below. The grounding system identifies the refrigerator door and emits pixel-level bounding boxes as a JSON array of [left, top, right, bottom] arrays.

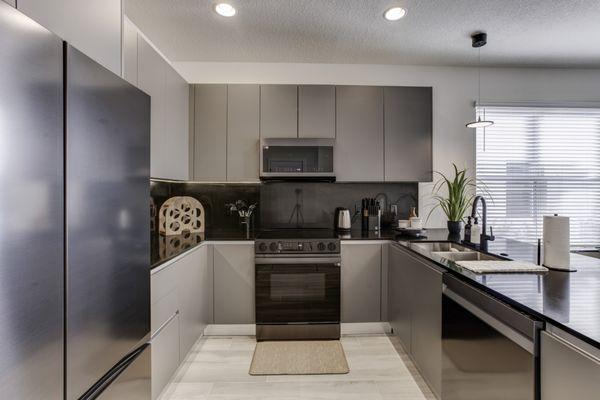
[[0, 3, 64, 399], [65, 45, 151, 400]]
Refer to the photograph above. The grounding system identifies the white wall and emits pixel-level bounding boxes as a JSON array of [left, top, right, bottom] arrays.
[[173, 62, 600, 227]]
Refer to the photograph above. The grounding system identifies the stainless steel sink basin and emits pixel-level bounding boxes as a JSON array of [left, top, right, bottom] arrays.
[[409, 241, 504, 262]]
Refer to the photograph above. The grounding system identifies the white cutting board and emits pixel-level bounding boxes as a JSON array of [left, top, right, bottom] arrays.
[[455, 260, 548, 274]]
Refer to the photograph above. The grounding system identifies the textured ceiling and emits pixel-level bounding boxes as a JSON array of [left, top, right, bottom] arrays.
[[124, 0, 600, 68]]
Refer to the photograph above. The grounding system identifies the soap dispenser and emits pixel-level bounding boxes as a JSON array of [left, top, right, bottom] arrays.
[[464, 216, 472, 243], [471, 217, 481, 245]]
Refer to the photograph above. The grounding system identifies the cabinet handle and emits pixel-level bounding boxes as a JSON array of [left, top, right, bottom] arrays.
[[151, 310, 179, 339]]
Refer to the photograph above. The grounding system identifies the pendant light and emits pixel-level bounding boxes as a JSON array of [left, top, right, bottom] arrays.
[[466, 32, 494, 128]]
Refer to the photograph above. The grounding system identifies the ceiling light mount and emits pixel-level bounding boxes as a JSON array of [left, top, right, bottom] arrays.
[[214, 3, 236, 17], [384, 7, 407, 21], [471, 32, 487, 48]]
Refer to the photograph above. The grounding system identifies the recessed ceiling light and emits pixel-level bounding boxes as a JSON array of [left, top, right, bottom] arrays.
[[214, 3, 236, 17], [384, 7, 407, 21]]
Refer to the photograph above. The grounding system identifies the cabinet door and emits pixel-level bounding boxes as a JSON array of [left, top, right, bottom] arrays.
[[384, 87, 432, 182], [410, 253, 442, 398], [151, 313, 179, 400], [341, 243, 382, 323], [260, 85, 297, 138], [122, 17, 138, 86], [389, 245, 412, 351], [138, 37, 166, 179], [193, 84, 227, 181], [177, 246, 208, 360], [228, 85, 260, 181], [165, 65, 189, 180], [18, 0, 122, 75], [335, 86, 384, 181], [298, 85, 335, 138], [213, 243, 255, 324], [541, 331, 600, 400], [3, 0, 16, 7]]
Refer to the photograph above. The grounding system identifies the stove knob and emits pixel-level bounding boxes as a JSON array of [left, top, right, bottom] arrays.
[[317, 242, 326, 251], [258, 242, 268, 252], [269, 242, 278, 252], [327, 242, 337, 251]]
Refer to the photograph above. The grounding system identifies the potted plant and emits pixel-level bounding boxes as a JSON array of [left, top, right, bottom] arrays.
[[428, 164, 475, 235]]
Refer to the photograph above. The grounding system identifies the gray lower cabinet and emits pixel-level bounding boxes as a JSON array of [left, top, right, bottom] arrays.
[[298, 85, 335, 139], [388, 244, 442, 398], [541, 329, 600, 400], [335, 86, 384, 181], [384, 87, 432, 182], [193, 85, 227, 181], [213, 243, 255, 324], [341, 242, 382, 323], [227, 85, 260, 181], [2, 0, 15, 7], [260, 85, 298, 138], [151, 313, 179, 400]]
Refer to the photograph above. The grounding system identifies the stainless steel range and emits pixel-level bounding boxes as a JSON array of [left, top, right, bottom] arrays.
[[255, 230, 341, 341]]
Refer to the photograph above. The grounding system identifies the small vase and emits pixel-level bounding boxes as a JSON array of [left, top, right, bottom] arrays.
[[447, 220, 463, 235]]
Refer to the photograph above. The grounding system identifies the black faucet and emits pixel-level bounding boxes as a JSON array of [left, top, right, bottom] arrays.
[[470, 195, 495, 251]]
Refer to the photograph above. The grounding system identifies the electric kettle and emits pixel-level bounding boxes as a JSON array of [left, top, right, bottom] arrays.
[[334, 207, 352, 232]]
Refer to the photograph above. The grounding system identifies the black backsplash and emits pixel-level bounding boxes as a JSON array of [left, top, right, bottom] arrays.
[[151, 180, 417, 232]]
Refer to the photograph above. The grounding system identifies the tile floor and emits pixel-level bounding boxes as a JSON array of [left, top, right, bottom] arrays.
[[159, 334, 436, 400]]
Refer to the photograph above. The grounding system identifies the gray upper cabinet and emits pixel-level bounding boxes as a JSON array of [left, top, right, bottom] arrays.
[[541, 330, 600, 400], [384, 87, 433, 182], [165, 65, 190, 180], [335, 86, 384, 181], [122, 18, 138, 86], [228, 85, 260, 181], [18, 0, 122, 75], [260, 85, 298, 138], [137, 37, 167, 179], [193, 85, 227, 181], [341, 243, 382, 323], [213, 243, 255, 324], [298, 85, 335, 139]]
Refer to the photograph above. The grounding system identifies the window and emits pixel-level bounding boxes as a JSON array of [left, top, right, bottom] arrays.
[[475, 106, 600, 249]]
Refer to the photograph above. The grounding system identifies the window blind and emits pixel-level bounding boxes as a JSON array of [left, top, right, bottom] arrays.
[[475, 106, 600, 249]]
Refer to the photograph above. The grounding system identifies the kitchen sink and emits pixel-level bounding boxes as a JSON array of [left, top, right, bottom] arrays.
[[409, 241, 504, 262]]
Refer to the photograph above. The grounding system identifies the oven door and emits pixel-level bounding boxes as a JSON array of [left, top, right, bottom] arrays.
[[255, 257, 340, 326], [260, 138, 335, 181]]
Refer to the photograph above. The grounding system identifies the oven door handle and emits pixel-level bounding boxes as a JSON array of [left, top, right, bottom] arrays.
[[255, 257, 341, 265]]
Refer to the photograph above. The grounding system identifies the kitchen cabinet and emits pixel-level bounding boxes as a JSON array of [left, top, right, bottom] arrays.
[[165, 64, 190, 180], [18, 0, 122, 75], [213, 243, 255, 324], [122, 17, 138, 86], [193, 85, 227, 181], [151, 313, 179, 400], [541, 329, 600, 399], [260, 85, 298, 138], [2, 0, 15, 7], [388, 244, 442, 398], [384, 87, 433, 182], [341, 242, 382, 323], [177, 245, 209, 359], [227, 85, 260, 181], [298, 85, 336, 139], [335, 86, 384, 181]]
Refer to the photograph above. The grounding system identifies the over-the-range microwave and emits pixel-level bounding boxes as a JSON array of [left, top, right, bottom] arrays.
[[259, 138, 335, 181]]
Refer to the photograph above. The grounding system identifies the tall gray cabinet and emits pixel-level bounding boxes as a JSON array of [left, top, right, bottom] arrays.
[[193, 85, 227, 181], [384, 87, 433, 181], [335, 86, 384, 181], [227, 85, 260, 181]]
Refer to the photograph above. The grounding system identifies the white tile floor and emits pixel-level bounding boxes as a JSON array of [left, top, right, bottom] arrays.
[[159, 334, 435, 400]]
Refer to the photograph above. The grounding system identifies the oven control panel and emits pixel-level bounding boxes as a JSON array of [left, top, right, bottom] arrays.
[[255, 239, 340, 255]]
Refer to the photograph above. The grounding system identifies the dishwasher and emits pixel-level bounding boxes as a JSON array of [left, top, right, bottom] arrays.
[[442, 274, 544, 400]]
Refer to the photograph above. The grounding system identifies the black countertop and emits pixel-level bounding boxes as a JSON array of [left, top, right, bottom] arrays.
[[398, 230, 600, 349]]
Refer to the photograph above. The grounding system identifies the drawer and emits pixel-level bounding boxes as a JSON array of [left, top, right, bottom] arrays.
[[151, 261, 178, 303], [151, 287, 178, 335], [151, 313, 180, 400]]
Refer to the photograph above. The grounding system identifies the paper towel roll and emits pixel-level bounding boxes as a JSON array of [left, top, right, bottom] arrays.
[[543, 215, 570, 270]]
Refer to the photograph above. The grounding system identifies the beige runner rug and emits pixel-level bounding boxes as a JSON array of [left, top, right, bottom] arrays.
[[249, 340, 350, 375]]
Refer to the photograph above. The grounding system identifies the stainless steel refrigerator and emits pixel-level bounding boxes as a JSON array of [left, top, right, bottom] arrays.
[[0, 3, 151, 399]]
